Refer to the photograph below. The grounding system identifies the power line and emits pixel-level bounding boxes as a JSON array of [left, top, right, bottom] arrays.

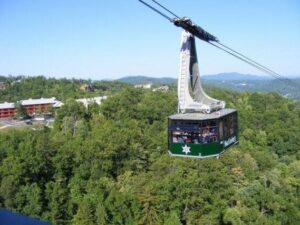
[[138, 0, 173, 22], [217, 42, 284, 80], [151, 0, 180, 19], [209, 42, 295, 87], [208, 42, 293, 86], [208, 42, 277, 77]]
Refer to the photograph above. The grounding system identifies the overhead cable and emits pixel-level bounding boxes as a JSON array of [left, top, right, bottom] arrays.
[[138, 0, 295, 87]]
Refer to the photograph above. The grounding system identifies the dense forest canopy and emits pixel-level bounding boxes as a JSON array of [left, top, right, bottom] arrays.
[[204, 79, 300, 101], [0, 76, 299, 225], [0, 75, 130, 102]]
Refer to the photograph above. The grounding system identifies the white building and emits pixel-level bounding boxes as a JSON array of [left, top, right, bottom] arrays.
[[153, 85, 169, 92], [134, 83, 152, 89], [76, 96, 107, 108]]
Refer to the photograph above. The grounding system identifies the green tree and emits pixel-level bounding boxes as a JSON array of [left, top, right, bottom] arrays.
[[15, 183, 43, 217], [45, 181, 71, 225], [223, 207, 242, 225], [72, 199, 95, 225], [95, 203, 107, 225], [164, 211, 182, 225]]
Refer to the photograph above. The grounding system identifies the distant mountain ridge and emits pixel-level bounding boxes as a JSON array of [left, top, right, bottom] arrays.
[[116, 73, 300, 100], [116, 76, 177, 85], [201, 72, 271, 81], [116, 73, 273, 85]]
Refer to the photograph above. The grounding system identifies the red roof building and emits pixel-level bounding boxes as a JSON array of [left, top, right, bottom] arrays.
[[20, 97, 62, 115], [0, 97, 63, 119], [0, 102, 16, 119]]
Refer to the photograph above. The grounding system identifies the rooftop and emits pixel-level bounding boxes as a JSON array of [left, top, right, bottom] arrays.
[[21, 97, 59, 106], [169, 108, 237, 120], [76, 96, 107, 108], [0, 102, 15, 109]]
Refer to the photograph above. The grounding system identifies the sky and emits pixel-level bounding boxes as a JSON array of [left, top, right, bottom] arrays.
[[0, 0, 300, 80]]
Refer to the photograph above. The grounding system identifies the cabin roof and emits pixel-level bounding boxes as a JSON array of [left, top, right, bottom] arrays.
[[169, 108, 237, 120]]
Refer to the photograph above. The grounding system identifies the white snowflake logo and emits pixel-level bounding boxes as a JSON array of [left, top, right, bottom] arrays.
[[182, 145, 191, 155]]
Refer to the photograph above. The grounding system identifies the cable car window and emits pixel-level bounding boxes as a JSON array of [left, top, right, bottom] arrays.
[[219, 121, 223, 139], [170, 120, 219, 144], [233, 113, 238, 134], [229, 115, 234, 135], [223, 116, 228, 138], [222, 113, 238, 139]]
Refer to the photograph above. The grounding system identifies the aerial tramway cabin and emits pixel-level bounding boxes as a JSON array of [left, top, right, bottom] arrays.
[[139, 0, 285, 158], [168, 109, 238, 158], [134, 0, 300, 158], [164, 31, 239, 158]]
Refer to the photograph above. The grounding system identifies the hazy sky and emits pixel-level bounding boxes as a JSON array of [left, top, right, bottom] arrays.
[[0, 0, 299, 79]]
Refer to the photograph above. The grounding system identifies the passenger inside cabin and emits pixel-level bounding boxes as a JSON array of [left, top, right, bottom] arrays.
[[177, 136, 184, 143], [171, 124, 219, 144], [172, 135, 178, 143]]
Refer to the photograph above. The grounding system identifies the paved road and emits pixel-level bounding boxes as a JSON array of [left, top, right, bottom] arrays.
[[0, 119, 26, 129], [0, 119, 49, 130]]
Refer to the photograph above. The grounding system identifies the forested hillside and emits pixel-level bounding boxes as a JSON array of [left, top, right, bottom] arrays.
[[0, 81, 299, 224], [0, 76, 129, 102], [203, 78, 300, 101]]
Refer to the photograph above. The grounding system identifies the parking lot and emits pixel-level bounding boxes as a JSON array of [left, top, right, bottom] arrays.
[[0, 118, 53, 130], [0, 119, 26, 129]]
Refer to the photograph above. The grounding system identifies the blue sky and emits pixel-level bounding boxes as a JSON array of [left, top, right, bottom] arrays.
[[0, 0, 299, 79]]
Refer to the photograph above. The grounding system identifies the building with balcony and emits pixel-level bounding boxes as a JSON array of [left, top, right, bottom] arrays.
[[0, 97, 63, 119], [20, 97, 62, 115], [0, 102, 16, 119]]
